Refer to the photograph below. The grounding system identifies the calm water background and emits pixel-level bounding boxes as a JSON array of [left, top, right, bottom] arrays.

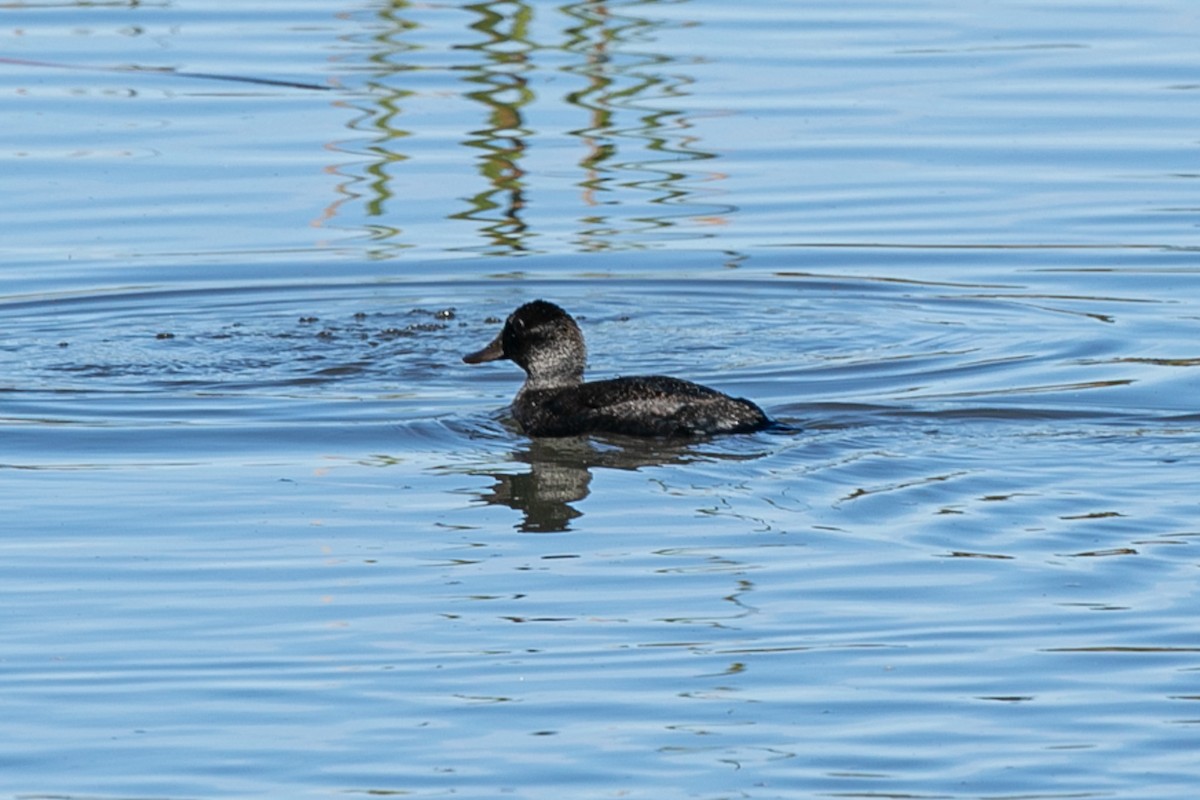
[[3, 1, 1200, 798]]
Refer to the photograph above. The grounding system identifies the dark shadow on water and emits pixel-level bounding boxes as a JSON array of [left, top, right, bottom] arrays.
[[469, 431, 774, 533]]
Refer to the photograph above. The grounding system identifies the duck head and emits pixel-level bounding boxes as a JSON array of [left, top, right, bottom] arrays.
[[463, 300, 587, 388]]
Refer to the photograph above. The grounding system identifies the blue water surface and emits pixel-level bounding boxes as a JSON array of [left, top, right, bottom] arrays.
[[2, 1, 1200, 799]]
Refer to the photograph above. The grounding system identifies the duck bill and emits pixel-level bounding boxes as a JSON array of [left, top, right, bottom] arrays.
[[463, 333, 506, 364]]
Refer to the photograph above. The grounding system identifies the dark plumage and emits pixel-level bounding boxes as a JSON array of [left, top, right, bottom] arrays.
[[463, 300, 771, 438]]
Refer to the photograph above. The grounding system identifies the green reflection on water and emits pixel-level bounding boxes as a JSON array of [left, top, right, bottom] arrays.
[[450, 1, 538, 255], [345, 0, 726, 257]]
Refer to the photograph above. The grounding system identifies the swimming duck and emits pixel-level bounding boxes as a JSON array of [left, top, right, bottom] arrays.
[[463, 300, 771, 437]]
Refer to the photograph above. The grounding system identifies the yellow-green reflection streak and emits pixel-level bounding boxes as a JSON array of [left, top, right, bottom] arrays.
[[448, 1, 537, 255], [336, 0, 726, 256], [329, 3, 419, 249], [560, 0, 727, 252]]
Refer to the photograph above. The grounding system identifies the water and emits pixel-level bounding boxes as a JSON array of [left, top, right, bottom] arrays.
[[3, 1, 1200, 798]]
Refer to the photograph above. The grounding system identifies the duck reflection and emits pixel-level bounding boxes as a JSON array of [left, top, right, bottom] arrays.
[[474, 435, 706, 533]]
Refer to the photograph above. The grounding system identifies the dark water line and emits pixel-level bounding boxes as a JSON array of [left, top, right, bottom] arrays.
[[0, 56, 332, 91]]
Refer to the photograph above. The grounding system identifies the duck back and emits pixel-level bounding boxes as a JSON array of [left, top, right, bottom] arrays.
[[515, 375, 770, 438]]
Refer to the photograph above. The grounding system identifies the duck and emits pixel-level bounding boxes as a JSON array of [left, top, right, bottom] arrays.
[[463, 300, 772, 437]]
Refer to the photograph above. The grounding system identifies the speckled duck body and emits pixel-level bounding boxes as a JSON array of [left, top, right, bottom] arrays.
[[463, 300, 771, 438]]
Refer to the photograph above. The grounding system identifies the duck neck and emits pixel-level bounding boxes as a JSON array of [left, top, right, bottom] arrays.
[[522, 358, 584, 390], [519, 336, 586, 390]]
